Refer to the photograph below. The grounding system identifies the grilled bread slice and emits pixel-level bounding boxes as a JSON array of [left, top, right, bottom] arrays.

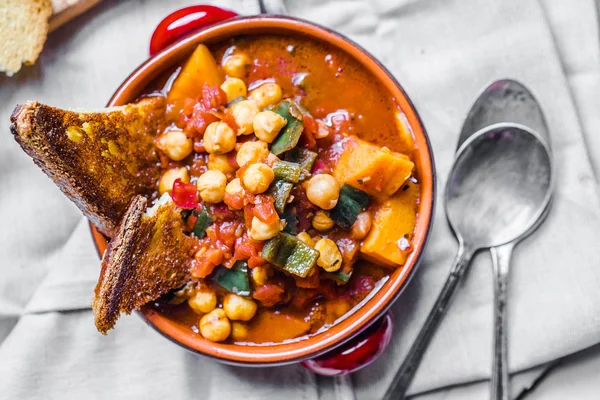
[[93, 195, 197, 334], [10, 97, 166, 236]]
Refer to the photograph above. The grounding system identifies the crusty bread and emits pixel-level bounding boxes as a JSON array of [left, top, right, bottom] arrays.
[[93, 195, 197, 334], [10, 97, 166, 236], [0, 0, 52, 75]]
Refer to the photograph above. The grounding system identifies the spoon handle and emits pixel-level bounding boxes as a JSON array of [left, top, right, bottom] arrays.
[[490, 243, 513, 400], [383, 244, 474, 399]]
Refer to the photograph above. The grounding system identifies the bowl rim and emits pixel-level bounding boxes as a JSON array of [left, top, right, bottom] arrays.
[[90, 14, 436, 366]]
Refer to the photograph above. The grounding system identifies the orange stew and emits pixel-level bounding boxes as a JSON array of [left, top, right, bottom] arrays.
[[146, 35, 420, 344]]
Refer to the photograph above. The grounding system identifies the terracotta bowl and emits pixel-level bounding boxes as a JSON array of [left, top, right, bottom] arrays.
[[90, 15, 435, 367]]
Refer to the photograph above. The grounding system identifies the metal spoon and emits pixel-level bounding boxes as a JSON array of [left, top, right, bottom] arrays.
[[458, 80, 551, 400], [383, 123, 553, 399]]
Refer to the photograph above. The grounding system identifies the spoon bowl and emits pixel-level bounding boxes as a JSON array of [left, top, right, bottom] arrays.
[[447, 123, 553, 249], [384, 122, 552, 400]]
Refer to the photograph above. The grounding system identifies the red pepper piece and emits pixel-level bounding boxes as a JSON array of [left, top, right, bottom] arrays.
[[253, 284, 285, 307], [171, 178, 198, 209]]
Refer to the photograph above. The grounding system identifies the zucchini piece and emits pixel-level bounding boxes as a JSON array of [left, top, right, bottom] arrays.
[[281, 210, 298, 235], [273, 161, 301, 183], [268, 179, 293, 214], [192, 207, 212, 238], [212, 261, 250, 296], [330, 184, 371, 230], [325, 269, 353, 285], [271, 101, 304, 156], [262, 233, 318, 278], [285, 147, 318, 172]]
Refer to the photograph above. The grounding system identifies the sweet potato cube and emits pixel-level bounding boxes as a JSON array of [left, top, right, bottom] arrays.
[[167, 44, 223, 113], [333, 136, 414, 200], [360, 182, 419, 267]]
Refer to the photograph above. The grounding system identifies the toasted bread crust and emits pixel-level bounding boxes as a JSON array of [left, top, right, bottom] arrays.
[[93, 195, 197, 334], [10, 97, 166, 236]]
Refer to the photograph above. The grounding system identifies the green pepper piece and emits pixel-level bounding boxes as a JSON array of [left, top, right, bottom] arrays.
[[285, 147, 318, 172], [273, 161, 301, 183], [324, 269, 353, 285], [192, 207, 212, 238], [268, 179, 293, 214], [281, 210, 298, 235], [285, 240, 319, 278], [212, 261, 250, 296], [262, 233, 297, 267], [330, 184, 371, 230], [340, 184, 371, 209], [271, 101, 304, 156], [262, 233, 319, 278]]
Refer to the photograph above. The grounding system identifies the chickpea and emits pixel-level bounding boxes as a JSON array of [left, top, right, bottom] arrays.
[[199, 309, 231, 342], [225, 177, 245, 198], [220, 77, 247, 103], [187, 287, 217, 314], [241, 163, 274, 194], [158, 167, 189, 195], [156, 130, 193, 161], [249, 82, 283, 109], [223, 293, 258, 321], [197, 170, 227, 203], [253, 110, 287, 143], [251, 266, 269, 285], [204, 121, 236, 154], [223, 54, 250, 78], [351, 212, 372, 240], [297, 232, 315, 247], [236, 141, 270, 167], [231, 322, 249, 342], [312, 210, 335, 232], [249, 216, 284, 241], [208, 153, 236, 174], [306, 174, 340, 210], [231, 100, 259, 135], [314, 238, 343, 272]]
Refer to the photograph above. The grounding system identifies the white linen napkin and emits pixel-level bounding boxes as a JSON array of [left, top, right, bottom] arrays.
[[1, 0, 600, 399]]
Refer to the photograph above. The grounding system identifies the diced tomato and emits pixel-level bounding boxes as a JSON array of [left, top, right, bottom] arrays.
[[191, 246, 224, 278], [349, 275, 376, 300], [289, 288, 322, 310], [221, 110, 239, 133], [185, 109, 219, 137], [200, 83, 228, 110], [311, 159, 330, 175], [243, 204, 255, 227], [233, 234, 264, 261], [182, 98, 196, 117], [185, 213, 198, 231], [294, 271, 321, 289], [299, 115, 317, 148], [224, 192, 244, 210], [253, 195, 278, 224], [210, 203, 237, 221], [171, 179, 198, 209], [216, 221, 239, 250], [247, 255, 266, 268], [253, 284, 285, 307]]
